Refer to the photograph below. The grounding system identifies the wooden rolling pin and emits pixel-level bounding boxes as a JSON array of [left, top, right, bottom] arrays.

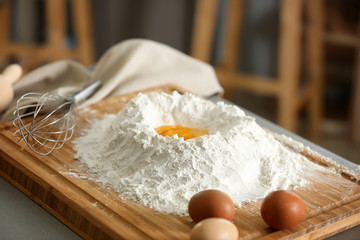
[[0, 64, 23, 112]]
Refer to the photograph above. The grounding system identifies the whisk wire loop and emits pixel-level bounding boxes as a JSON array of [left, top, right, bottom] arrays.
[[13, 92, 76, 155], [13, 80, 101, 155]]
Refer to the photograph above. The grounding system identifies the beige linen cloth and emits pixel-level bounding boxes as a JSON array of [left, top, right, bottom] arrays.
[[1, 39, 223, 123]]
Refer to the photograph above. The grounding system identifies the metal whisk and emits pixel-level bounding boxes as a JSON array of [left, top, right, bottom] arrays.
[[13, 80, 101, 155]]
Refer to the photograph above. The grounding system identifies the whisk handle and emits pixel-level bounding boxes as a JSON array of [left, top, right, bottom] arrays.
[[73, 80, 101, 104]]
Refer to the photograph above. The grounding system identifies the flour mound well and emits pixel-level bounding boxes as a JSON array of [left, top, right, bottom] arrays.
[[73, 91, 327, 216]]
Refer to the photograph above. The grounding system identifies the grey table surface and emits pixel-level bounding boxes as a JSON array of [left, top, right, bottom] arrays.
[[0, 96, 359, 240]]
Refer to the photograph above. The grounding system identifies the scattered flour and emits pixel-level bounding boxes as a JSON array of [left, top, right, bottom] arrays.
[[73, 91, 329, 216]]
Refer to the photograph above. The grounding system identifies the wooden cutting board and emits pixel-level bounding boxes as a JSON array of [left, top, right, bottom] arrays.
[[1, 85, 360, 240]]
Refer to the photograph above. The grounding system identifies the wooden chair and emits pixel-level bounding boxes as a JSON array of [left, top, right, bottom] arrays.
[[191, 0, 324, 141], [354, 45, 360, 143], [354, 55, 360, 143], [324, 0, 360, 144], [0, 0, 94, 73]]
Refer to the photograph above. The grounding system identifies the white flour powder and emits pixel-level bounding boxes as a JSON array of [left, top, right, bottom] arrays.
[[73, 92, 326, 216]]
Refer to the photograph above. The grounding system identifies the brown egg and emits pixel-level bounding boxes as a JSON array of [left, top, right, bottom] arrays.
[[190, 218, 238, 240], [261, 190, 306, 229], [188, 189, 235, 223]]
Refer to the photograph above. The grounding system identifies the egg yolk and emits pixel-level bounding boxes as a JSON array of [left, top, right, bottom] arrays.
[[155, 125, 208, 140]]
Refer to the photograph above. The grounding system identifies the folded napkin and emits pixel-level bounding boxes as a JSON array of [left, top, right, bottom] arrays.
[[1, 39, 223, 123]]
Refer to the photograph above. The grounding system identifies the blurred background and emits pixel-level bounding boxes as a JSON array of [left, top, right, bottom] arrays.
[[0, 0, 359, 164]]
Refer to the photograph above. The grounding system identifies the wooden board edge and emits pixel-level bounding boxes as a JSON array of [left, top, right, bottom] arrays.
[[296, 212, 360, 240], [0, 155, 111, 240], [271, 132, 360, 184]]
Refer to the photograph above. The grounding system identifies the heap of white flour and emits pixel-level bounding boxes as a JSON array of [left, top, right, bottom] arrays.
[[73, 91, 326, 216]]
